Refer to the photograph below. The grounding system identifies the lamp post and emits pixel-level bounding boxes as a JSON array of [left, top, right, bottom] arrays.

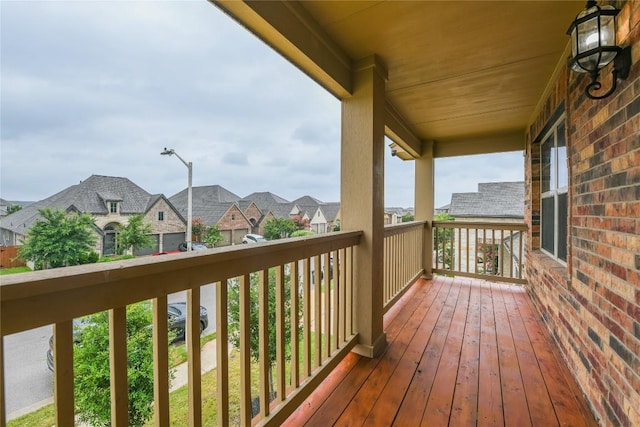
[[161, 148, 192, 251]]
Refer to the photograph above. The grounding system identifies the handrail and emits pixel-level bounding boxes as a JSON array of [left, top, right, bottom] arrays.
[[383, 221, 426, 310], [0, 231, 362, 426], [432, 220, 527, 284]]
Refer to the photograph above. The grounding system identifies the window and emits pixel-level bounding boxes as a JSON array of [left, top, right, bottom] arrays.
[[231, 214, 235, 220], [158, 211, 164, 221], [109, 202, 118, 214], [541, 116, 567, 262]]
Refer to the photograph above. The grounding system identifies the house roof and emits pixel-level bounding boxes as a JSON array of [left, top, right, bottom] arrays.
[[0, 175, 162, 234], [169, 185, 240, 210], [448, 182, 524, 219], [321, 202, 340, 222], [240, 192, 292, 220], [292, 195, 323, 205]]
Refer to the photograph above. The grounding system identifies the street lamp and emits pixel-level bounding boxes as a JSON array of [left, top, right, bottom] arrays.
[[161, 148, 192, 251]]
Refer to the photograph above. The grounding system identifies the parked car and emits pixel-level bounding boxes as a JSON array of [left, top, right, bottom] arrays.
[[242, 234, 266, 244], [46, 302, 208, 371], [178, 242, 208, 251]]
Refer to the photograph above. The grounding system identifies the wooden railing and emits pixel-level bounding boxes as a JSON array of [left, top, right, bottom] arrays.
[[432, 221, 527, 284], [0, 231, 362, 427], [383, 221, 426, 311]]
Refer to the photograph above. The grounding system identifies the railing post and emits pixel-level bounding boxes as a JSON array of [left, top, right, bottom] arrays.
[[415, 141, 434, 278], [341, 55, 387, 358]]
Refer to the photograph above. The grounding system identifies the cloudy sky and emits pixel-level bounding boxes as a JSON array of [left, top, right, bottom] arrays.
[[1, 0, 523, 209]]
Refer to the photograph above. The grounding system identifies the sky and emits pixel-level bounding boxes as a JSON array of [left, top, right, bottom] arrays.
[[1, 0, 523, 210]]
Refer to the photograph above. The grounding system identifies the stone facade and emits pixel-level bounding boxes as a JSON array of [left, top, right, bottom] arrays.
[[524, 3, 639, 426]]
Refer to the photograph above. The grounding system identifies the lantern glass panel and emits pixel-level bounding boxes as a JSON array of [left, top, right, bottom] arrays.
[[570, 5, 618, 73]]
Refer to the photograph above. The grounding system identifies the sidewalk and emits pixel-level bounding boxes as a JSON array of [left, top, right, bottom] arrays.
[[170, 338, 218, 391]]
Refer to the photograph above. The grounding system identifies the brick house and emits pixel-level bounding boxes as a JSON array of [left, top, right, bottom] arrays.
[[0, 175, 186, 256], [523, 5, 639, 423], [169, 185, 252, 246]]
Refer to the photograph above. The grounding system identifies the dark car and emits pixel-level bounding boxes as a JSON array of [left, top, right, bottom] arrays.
[[178, 242, 208, 251], [46, 302, 208, 371]]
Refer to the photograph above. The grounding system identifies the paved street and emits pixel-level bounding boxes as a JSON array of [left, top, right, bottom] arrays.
[[5, 283, 217, 420]]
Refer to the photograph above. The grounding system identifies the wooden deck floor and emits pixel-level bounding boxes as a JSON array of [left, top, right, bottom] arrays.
[[284, 276, 597, 426]]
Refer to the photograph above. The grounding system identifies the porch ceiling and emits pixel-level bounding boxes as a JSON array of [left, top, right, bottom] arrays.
[[213, 1, 582, 157]]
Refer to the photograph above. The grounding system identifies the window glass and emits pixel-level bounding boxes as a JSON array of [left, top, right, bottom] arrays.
[[557, 193, 568, 261], [541, 134, 554, 193], [158, 211, 164, 221], [557, 121, 568, 189], [541, 197, 555, 254], [539, 114, 567, 263]]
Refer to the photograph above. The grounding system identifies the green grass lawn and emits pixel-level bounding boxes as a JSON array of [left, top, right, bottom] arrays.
[[0, 266, 31, 275]]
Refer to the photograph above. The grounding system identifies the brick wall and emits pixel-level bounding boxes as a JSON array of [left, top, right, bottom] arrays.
[[217, 204, 251, 245], [525, 2, 639, 426]]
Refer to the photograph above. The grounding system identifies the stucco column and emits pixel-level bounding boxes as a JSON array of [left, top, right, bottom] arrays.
[[341, 55, 387, 358], [415, 141, 434, 278]]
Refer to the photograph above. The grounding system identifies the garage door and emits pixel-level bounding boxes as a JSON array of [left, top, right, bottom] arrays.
[[134, 234, 159, 256], [162, 232, 185, 252]]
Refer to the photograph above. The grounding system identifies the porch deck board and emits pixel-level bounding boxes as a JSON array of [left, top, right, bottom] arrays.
[[284, 276, 597, 427]]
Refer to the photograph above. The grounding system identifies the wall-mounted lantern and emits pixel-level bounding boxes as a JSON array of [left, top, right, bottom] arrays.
[[567, 1, 631, 100]]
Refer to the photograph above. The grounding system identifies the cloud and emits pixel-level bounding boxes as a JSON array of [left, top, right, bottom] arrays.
[[0, 1, 523, 210]]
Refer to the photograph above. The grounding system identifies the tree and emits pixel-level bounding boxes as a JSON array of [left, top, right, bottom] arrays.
[[191, 218, 207, 243], [434, 213, 455, 270], [227, 269, 300, 400], [115, 214, 154, 255], [6, 204, 22, 215], [401, 213, 414, 222], [202, 224, 223, 247], [18, 208, 97, 270], [264, 218, 297, 240], [74, 302, 166, 427]]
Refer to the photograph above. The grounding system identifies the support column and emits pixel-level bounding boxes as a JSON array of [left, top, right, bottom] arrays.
[[341, 55, 387, 358], [415, 141, 434, 278]]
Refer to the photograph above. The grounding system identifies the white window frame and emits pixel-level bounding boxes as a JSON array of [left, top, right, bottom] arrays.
[[540, 114, 568, 263], [109, 202, 118, 214]]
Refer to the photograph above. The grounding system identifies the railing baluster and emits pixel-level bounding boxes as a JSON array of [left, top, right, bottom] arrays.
[[216, 281, 229, 426], [303, 258, 311, 379], [239, 274, 252, 425], [275, 265, 286, 404], [332, 250, 339, 352], [313, 255, 322, 368], [153, 296, 170, 427], [323, 252, 331, 360], [0, 334, 4, 427], [53, 320, 74, 426], [258, 269, 270, 418], [109, 306, 128, 426], [187, 288, 202, 427], [339, 248, 346, 344], [290, 262, 300, 389]]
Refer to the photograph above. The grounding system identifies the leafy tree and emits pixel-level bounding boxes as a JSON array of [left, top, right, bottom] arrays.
[[202, 224, 223, 247], [227, 269, 300, 397], [6, 204, 22, 215], [18, 208, 97, 270], [434, 213, 455, 270], [290, 230, 314, 238], [332, 221, 340, 232], [401, 213, 414, 222], [115, 214, 154, 255], [264, 218, 297, 240], [191, 218, 207, 243], [74, 302, 169, 427]]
